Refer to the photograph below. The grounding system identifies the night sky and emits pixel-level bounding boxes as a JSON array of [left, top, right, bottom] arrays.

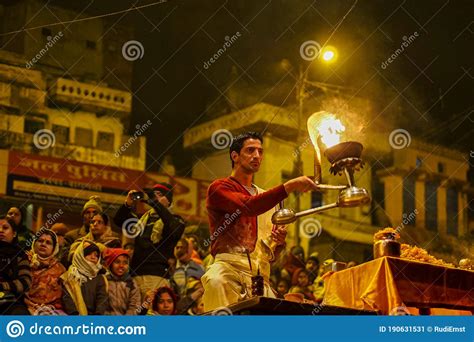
[[55, 0, 473, 176]]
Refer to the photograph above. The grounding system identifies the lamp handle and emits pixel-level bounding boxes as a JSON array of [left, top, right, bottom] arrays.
[[294, 202, 339, 218], [315, 183, 347, 191]]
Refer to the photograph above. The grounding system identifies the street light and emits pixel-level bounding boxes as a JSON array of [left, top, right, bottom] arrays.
[[320, 46, 338, 63]]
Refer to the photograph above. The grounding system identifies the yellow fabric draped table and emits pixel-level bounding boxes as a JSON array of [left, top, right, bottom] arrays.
[[323, 256, 474, 315]]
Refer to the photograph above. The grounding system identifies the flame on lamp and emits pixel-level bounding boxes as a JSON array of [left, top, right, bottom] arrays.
[[318, 116, 345, 148], [307, 112, 346, 150], [307, 111, 346, 183]]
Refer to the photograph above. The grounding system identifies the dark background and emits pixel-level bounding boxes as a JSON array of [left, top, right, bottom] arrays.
[[50, 0, 473, 176]]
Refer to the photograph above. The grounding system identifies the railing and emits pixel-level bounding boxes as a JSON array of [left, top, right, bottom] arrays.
[[49, 78, 132, 113]]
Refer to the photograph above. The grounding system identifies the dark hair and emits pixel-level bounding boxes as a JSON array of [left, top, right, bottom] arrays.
[[92, 212, 109, 226], [229, 131, 263, 168], [7, 207, 27, 232], [152, 286, 178, 314], [7, 207, 24, 222], [306, 256, 320, 266], [83, 242, 100, 257], [0, 215, 16, 231], [0, 215, 19, 244]]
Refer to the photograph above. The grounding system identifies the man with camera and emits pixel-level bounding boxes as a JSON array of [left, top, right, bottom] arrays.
[[113, 183, 186, 299]]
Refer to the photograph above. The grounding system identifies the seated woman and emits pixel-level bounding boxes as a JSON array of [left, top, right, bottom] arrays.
[[25, 229, 66, 315], [103, 248, 141, 315], [288, 268, 316, 302], [0, 215, 31, 315], [147, 286, 178, 315], [6, 207, 35, 250], [61, 240, 108, 315]]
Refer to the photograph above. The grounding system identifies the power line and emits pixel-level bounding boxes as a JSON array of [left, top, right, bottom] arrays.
[[0, 0, 169, 37]]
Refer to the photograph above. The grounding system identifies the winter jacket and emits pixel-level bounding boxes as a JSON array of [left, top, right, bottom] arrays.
[[62, 274, 109, 315], [105, 273, 141, 315], [0, 241, 31, 301], [114, 197, 185, 278]]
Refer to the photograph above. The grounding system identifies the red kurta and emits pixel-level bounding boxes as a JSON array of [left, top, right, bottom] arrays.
[[206, 176, 288, 256]]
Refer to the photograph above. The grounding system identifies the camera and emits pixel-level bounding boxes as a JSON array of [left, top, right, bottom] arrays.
[[131, 191, 145, 201]]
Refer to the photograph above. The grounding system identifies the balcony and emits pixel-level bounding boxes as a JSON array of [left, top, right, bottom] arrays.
[[49, 78, 132, 114]]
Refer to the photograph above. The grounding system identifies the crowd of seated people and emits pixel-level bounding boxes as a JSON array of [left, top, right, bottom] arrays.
[[0, 184, 350, 315]]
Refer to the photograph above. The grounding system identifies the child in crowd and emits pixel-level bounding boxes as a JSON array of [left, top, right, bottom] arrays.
[[61, 240, 108, 315], [147, 286, 178, 315], [289, 268, 316, 302], [103, 248, 141, 315], [276, 278, 290, 299]]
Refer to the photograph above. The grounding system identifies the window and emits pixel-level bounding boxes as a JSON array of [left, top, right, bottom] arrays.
[[416, 157, 423, 168], [52, 124, 69, 144], [97, 131, 114, 152], [437, 162, 445, 174], [403, 176, 416, 223], [86, 40, 96, 50], [372, 178, 385, 210], [446, 187, 458, 236], [425, 181, 438, 231], [75, 127, 93, 148], [24, 119, 45, 134]]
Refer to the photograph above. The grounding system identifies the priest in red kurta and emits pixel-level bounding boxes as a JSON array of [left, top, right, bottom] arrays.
[[201, 132, 318, 312]]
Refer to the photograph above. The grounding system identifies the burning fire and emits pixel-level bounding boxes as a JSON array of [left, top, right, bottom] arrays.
[[318, 116, 345, 148], [307, 111, 346, 182]]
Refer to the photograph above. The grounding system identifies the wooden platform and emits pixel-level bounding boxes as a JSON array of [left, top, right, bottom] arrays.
[[205, 296, 377, 315]]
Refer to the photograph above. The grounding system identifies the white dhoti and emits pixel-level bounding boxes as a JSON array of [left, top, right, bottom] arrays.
[[202, 187, 281, 312], [201, 253, 275, 312]]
